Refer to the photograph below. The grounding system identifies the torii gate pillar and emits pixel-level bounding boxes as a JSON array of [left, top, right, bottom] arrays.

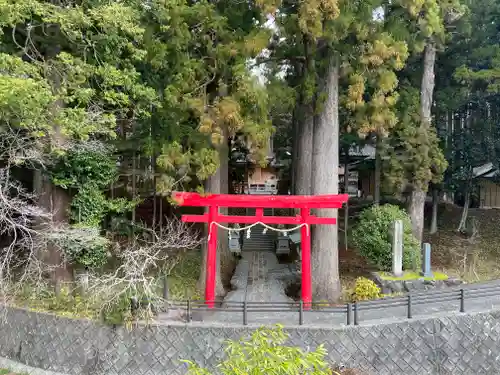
[[172, 192, 349, 308]]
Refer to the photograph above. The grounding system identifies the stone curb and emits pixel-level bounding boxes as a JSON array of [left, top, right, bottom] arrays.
[[0, 356, 67, 375]]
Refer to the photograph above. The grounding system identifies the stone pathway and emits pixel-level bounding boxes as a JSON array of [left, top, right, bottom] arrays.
[[223, 251, 294, 305]]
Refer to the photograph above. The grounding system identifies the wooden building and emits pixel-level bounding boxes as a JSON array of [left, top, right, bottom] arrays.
[[474, 163, 500, 209], [230, 135, 285, 195], [340, 145, 376, 198]]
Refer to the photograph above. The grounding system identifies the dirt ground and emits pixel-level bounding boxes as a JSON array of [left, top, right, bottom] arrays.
[[425, 203, 500, 282], [339, 244, 374, 291], [340, 200, 500, 286]]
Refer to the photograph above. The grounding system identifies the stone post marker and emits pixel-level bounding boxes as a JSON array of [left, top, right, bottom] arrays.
[[391, 220, 403, 277], [421, 243, 433, 278]]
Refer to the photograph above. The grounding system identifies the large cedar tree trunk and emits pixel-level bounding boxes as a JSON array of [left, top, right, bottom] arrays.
[[296, 103, 314, 195], [197, 122, 232, 296], [197, 77, 235, 294], [34, 171, 73, 292], [311, 54, 341, 301], [430, 186, 439, 234], [458, 179, 472, 232], [295, 54, 314, 195], [374, 135, 382, 205], [343, 149, 349, 251], [290, 104, 299, 194], [408, 43, 436, 243], [35, 62, 73, 291], [217, 126, 236, 285]]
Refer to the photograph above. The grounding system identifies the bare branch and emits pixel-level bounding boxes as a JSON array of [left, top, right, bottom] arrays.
[[0, 125, 47, 169], [86, 219, 202, 318], [0, 167, 57, 309]]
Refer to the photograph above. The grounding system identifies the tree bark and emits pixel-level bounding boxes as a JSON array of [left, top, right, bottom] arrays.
[[290, 104, 299, 195], [311, 53, 341, 301], [374, 135, 382, 205], [35, 55, 73, 292], [295, 36, 315, 196], [343, 152, 349, 252], [197, 75, 235, 295], [429, 186, 439, 234], [296, 104, 314, 195], [218, 126, 236, 286], [408, 43, 436, 243], [34, 170, 73, 293], [458, 179, 472, 233]]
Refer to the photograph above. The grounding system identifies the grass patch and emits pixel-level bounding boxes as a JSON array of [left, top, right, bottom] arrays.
[[2, 249, 204, 325], [379, 271, 448, 281], [7, 249, 203, 323], [0, 369, 27, 375], [13, 285, 98, 320], [167, 249, 202, 300]]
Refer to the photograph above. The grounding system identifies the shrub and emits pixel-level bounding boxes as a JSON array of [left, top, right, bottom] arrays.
[[183, 325, 334, 374], [352, 204, 420, 271], [351, 277, 381, 301], [50, 226, 110, 269]]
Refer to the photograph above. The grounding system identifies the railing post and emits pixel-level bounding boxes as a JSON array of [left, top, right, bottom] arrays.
[[162, 272, 169, 300], [187, 299, 192, 323], [243, 301, 248, 326], [354, 302, 359, 326], [299, 300, 304, 325], [407, 294, 412, 319], [460, 289, 465, 313], [347, 303, 352, 326]]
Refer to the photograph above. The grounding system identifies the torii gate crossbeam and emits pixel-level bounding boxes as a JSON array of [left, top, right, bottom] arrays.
[[172, 192, 349, 308]]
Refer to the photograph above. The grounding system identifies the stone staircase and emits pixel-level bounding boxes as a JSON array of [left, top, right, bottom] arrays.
[[241, 208, 277, 253]]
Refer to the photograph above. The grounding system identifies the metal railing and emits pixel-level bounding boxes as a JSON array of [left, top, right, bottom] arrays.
[[165, 282, 500, 326]]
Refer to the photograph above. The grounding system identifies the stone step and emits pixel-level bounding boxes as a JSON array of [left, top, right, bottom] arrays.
[[243, 247, 275, 252], [240, 223, 276, 253], [244, 239, 274, 245], [224, 251, 294, 306]]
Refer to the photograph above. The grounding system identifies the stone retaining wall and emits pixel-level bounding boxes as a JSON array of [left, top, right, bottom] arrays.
[[0, 306, 499, 375]]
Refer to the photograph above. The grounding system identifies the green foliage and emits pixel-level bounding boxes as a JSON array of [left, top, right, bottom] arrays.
[[14, 250, 202, 324], [70, 185, 138, 227], [183, 325, 333, 375], [50, 144, 138, 227], [0, 369, 27, 375], [16, 284, 135, 325], [0, 0, 157, 143], [351, 277, 381, 301], [70, 186, 111, 227], [138, 0, 274, 193], [50, 144, 117, 190], [167, 250, 202, 300], [50, 227, 110, 269], [99, 291, 154, 327], [436, 0, 500, 197], [352, 204, 421, 271], [16, 285, 96, 320], [382, 84, 448, 191], [0, 0, 153, 241]]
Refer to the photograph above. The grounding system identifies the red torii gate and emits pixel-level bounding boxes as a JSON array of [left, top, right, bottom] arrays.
[[172, 192, 349, 308]]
